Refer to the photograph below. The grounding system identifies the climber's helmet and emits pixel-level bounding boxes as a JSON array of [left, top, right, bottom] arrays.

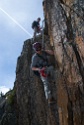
[[33, 42, 42, 51]]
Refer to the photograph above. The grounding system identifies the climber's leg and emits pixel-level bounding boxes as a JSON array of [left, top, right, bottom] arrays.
[[33, 27, 37, 41], [40, 76, 51, 99], [46, 66, 55, 82]]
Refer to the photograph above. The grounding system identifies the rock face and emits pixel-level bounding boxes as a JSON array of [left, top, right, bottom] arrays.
[[0, 90, 17, 125], [43, 0, 84, 125], [15, 39, 48, 125], [1, 0, 84, 125]]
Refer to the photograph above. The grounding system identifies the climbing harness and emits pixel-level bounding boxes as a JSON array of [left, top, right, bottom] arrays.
[[40, 68, 48, 77]]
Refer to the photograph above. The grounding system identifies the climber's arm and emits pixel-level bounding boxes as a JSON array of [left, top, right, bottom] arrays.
[[32, 67, 40, 71], [45, 50, 54, 55]]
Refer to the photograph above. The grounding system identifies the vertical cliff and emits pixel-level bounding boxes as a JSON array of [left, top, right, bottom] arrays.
[[15, 34, 60, 125], [43, 0, 84, 125], [1, 0, 83, 125], [15, 39, 47, 125]]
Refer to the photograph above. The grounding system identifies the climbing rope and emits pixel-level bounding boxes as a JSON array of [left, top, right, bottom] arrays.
[[42, 19, 45, 49]]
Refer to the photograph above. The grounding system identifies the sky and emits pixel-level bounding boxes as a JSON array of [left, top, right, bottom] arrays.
[[0, 0, 43, 94]]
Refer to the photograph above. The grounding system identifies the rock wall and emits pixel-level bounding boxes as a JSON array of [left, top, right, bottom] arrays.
[[15, 39, 47, 125], [0, 90, 17, 125], [15, 36, 59, 125], [43, 0, 84, 125], [11, 0, 84, 125]]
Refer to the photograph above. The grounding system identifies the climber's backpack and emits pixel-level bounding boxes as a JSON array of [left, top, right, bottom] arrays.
[[32, 21, 38, 29]]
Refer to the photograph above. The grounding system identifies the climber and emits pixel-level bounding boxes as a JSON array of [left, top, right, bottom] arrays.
[[31, 42, 55, 104], [32, 17, 42, 41]]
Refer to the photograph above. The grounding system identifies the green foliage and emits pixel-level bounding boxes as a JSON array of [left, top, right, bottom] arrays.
[[6, 89, 15, 105]]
